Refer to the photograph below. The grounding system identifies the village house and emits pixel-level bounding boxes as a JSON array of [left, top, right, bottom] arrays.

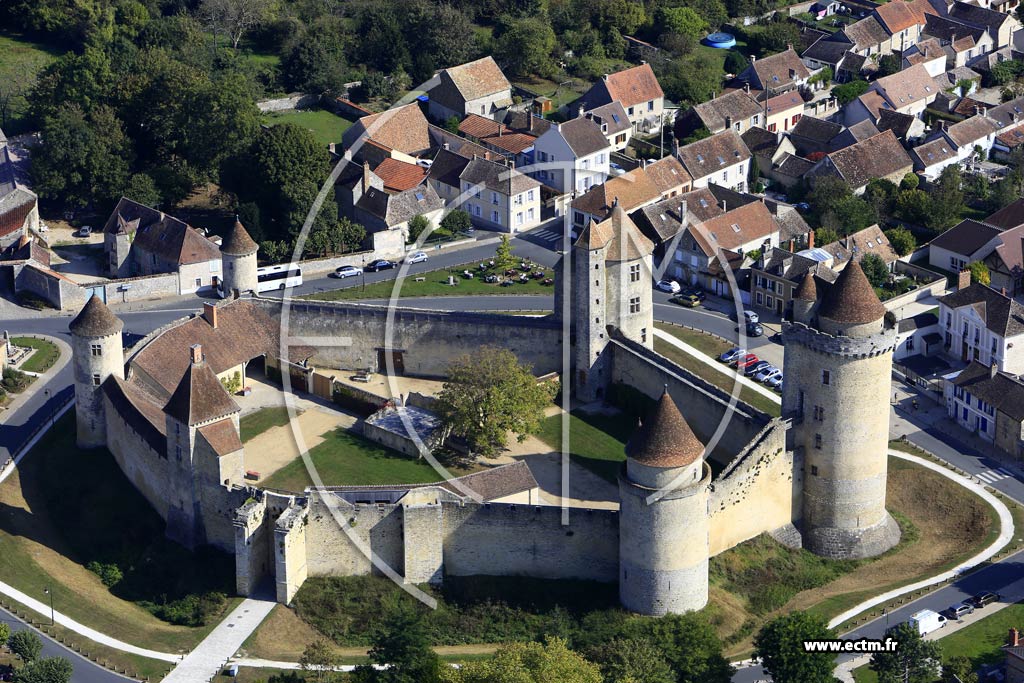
[[928, 218, 1004, 274], [937, 282, 1024, 374], [101, 198, 222, 295], [764, 90, 805, 134], [675, 129, 752, 192], [949, 1, 1019, 50], [0, 131, 38, 247], [457, 156, 542, 233], [570, 156, 691, 227], [807, 130, 914, 193], [855, 64, 938, 122], [788, 116, 844, 157], [582, 102, 633, 151], [946, 361, 1024, 456], [902, 37, 948, 76], [910, 136, 960, 178], [632, 187, 726, 258], [578, 63, 667, 133], [342, 103, 433, 168], [736, 48, 811, 96], [750, 247, 837, 316], [532, 116, 611, 194], [922, 14, 993, 68], [871, 0, 934, 52], [428, 56, 513, 122], [835, 16, 893, 57], [677, 89, 763, 138]]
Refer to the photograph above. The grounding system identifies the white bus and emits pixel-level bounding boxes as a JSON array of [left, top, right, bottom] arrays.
[[218, 264, 303, 297]]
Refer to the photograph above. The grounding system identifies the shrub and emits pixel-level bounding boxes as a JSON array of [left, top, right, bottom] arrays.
[[220, 371, 242, 395], [7, 631, 42, 663], [86, 561, 124, 587], [145, 592, 228, 627], [2, 368, 31, 393]]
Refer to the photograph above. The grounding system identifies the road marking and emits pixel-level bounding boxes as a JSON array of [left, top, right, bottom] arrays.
[[977, 468, 1013, 483]]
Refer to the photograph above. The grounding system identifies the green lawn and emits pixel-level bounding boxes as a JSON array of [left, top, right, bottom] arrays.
[[261, 108, 355, 148], [239, 406, 298, 443], [0, 31, 64, 134], [10, 337, 60, 373], [535, 410, 634, 483], [302, 264, 556, 302], [259, 426, 478, 491]]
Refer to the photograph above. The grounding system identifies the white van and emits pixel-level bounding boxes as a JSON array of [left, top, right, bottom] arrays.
[[908, 609, 947, 636]]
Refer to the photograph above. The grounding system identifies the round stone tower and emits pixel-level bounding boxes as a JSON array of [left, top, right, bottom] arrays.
[[220, 218, 259, 296], [69, 295, 124, 448], [782, 259, 900, 559], [619, 390, 711, 616], [791, 270, 818, 324]]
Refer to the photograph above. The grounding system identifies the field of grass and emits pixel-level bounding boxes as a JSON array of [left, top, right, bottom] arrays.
[[10, 337, 60, 373], [240, 406, 297, 443], [303, 264, 556, 302], [0, 412, 236, 656], [259, 426, 479, 491], [0, 31, 63, 134], [261, 108, 355, 148], [535, 410, 635, 482]]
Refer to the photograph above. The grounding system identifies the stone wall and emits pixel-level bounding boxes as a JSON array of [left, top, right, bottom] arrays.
[[257, 299, 563, 378], [303, 491, 406, 578], [97, 273, 180, 304], [257, 94, 320, 113], [709, 420, 799, 555], [275, 503, 309, 604]]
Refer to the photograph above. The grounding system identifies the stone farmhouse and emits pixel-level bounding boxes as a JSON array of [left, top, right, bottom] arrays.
[[427, 56, 513, 122], [71, 206, 902, 613], [578, 63, 666, 133]]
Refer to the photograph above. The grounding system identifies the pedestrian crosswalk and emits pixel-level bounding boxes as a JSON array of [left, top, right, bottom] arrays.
[[524, 228, 565, 243], [976, 467, 1015, 484]]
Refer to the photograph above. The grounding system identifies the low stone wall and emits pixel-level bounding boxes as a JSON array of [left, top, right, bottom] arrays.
[[882, 261, 947, 311], [98, 272, 180, 303], [257, 93, 320, 113]]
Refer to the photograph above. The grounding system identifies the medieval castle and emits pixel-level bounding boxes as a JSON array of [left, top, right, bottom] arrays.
[[70, 207, 899, 616]]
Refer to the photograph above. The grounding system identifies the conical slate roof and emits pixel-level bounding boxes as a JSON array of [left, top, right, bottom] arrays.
[[626, 390, 704, 468], [69, 295, 123, 337], [817, 259, 886, 325], [164, 353, 240, 426], [795, 270, 818, 302], [220, 219, 258, 256]]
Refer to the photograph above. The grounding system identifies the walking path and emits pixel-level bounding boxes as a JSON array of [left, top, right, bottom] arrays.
[[161, 599, 276, 682], [652, 328, 781, 404]]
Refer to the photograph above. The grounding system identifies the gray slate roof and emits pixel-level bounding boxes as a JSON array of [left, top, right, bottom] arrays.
[[938, 283, 1024, 337]]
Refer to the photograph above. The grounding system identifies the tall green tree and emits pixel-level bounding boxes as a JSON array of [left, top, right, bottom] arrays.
[[351, 604, 441, 683], [860, 253, 890, 287], [407, 215, 431, 244], [281, 18, 348, 94], [927, 165, 965, 231], [969, 260, 991, 285], [436, 346, 554, 457], [299, 639, 338, 683], [753, 612, 837, 683], [884, 228, 916, 257], [442, 637, 601, 683], [440, 209, 472, 235], [494, 234, 516, 271], [869, 623, 941, 683], [7, 630, 43, 663], [494, 17, 557, 78], [942, 655, 978, 683], [587, 637, 674, 683], [628, 613, 733, 683]]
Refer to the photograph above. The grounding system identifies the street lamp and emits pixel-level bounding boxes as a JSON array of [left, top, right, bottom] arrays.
[[43, 587, 53, 625]]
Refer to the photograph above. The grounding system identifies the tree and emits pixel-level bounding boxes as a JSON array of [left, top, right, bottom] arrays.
[[407, 215, 430, 244], [440, 209, 472, 235], [969, 261, 991, 285], [884, 228, 916, 257], [197, 0, 271, 49], [869, 623, 941, 683], [629, 613, 733, 683], [750, 21, 801, 56], [338, 217, 367, 253], [900, 173, 919, 191], [753, 612, 837, 683], [861, 253, 890, 288], [31, 103, 133, 209], [494, 17, 557, 78], [494, 234, 516, 272], [587, 638, 674, 683], [299, 639, 338, 683], [8, 630, 43, 663], [659, 7, 708, 41], [877, 54, 901, 77], [896, 189, 930, 225], [351, 603, 440, 683], [832, 79, 869, 105], [442, 637, 601, 683], [927, 165, 965, 231], [942, 655, 978, 683], [814, 227, 840, 247], [123, 173, 161, 208], [436, 346, 554, 457], [822, 196, 876, 237], [865, 178, 899, 217], [12, 657, 73, 683], [281, 19, 348, 95]]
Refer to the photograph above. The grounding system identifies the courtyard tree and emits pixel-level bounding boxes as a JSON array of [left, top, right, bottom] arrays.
[[631, 612, 733, 683], [884, 227, 916, 257], [436, 346, 554, 457], [754, 612, 837, 683], [12, 657, 73, 683], [7, 631, 43, 663], [440, 209, 472, 235], [969, 261, 991, 285], [832, 79, 869, 105], [351, 604, 440, 683], [299, 639, 339, 682], [494, 234, 516, 272], [442, 637, 601, 683], [869, 623, 941, 683], [860, 253, 890, 288], [407, 215, 431, 244]]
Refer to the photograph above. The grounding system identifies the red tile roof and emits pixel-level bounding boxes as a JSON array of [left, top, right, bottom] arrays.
[[458, 114, 507, 139], [373, 158, 428, 192], [602, 64, 664, 109]]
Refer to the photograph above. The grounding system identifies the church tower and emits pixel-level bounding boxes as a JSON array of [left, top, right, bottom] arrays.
[[566, 204, 654, 402], [783, 259, 900, 559], [70, 295, 124, 448], [220, 218, 259, 296], [619, 390, 710, 615]]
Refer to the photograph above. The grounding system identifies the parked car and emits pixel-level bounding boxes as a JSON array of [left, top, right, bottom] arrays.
[[968, 592, 1001, 608], [365, 259, 394, 272], [771, 378, 783, 392], [656, 279, 681, 293], [405, 251, 428, 264], [762, 369, 784, 385], [330, 265, 362, 279], [744, 310, 760, 324], [37, 223, 49, 233], [734, 354, 760, 370], [942, 603, 974, 620], [719, 347, 744, 363], [681, 287, 706, 301], [794, 202, 811, 212], [907, 610, 947, 636], [754, 366, 779, 382], [671, 294, 702, 307], [76, 225, 92, 237], [746, 322, 764, 337], [745, 360, 772, 377]]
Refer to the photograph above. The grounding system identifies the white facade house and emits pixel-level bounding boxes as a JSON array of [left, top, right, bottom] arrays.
[[937, 283, 1024, 375], [946, 368, 999, 440], [532, 117, 611, 194]]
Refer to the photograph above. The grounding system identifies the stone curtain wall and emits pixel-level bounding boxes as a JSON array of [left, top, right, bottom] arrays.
[[708, 420, 800, 555], [257, 299, 563, 378]]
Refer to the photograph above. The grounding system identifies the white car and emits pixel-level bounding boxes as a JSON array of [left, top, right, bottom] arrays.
[[744, 310, 760, 324], [754, 366, 779, 382], [656, 280, 681, 293], [760, 368, 783, 384], [331, 265, 363, 279], [405, 251, 428, 264], [77, 226, 92, 237], [37, 223, 49, 233]]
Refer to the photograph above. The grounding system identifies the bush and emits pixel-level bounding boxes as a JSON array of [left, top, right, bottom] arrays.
[[144, 591, 228, 627], [7, 631, 42, 663], [2, 368, 31, 393], [86, 561, 124, 587], [16, 292, 50, 310]]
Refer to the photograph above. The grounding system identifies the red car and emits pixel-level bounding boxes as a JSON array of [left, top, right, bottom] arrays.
[[734, 353, 760, 370]]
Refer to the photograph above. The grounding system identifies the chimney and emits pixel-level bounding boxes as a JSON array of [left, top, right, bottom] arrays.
[[190, 343, 203, 365], [613, 196, 619, 208], [975, 105, 981, 116], [602, 73, 610, 81], [578, 104, 585, 118], [1010, 628, 1020, 647], [808, 229, 815, 249], [362, 161, 371, 193], [204, 302, 218, 329], [750, 55, 756, 63], [958, 268, 972, 291], [1002, 287, 1008, 296], [721, 200, 727, 212], [789, 68, 797, 79], [787, 43, 793, 51], [744, 83, 751, 94], [725, 115, 733, 129], [443, 141, 450, 151], [982, 106, 988, 117], [992, 363, 1000, 379]]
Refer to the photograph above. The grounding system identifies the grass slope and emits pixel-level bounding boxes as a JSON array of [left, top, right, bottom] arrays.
[[535, 410, 633, 483], [0, 31, 63, 134], [10, 337, 60, 373]]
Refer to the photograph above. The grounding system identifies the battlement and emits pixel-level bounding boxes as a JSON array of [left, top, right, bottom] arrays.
[[783, 322, 897, 358]]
